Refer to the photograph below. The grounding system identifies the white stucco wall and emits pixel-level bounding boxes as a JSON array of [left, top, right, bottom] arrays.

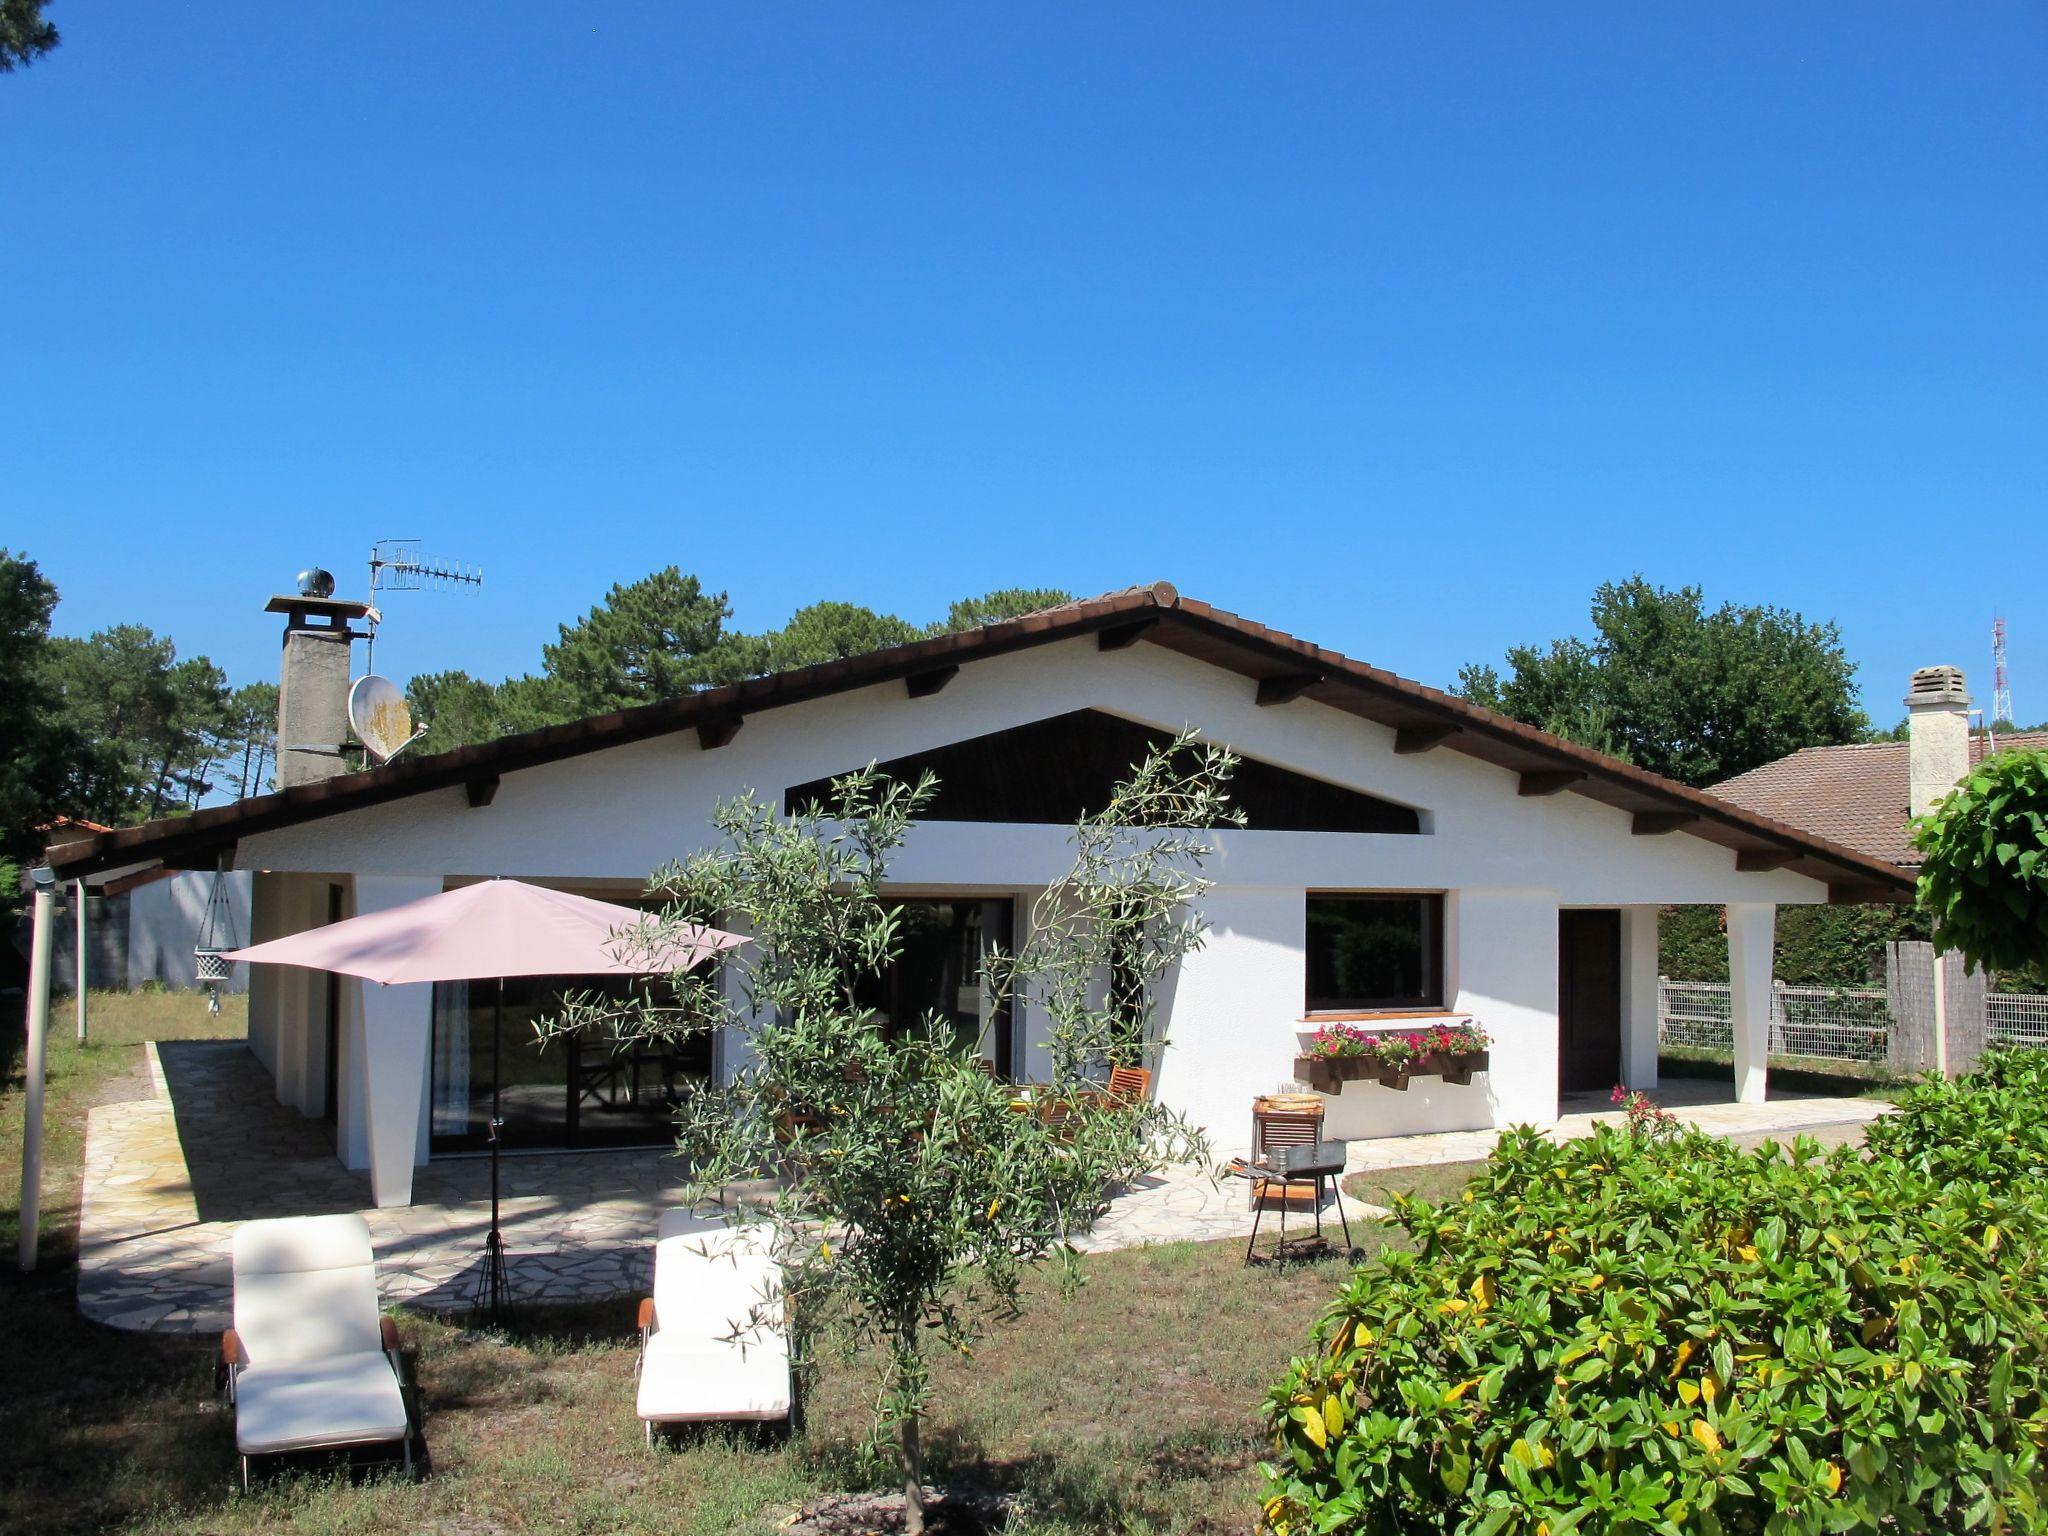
[[227, 636, 1836, 1171]]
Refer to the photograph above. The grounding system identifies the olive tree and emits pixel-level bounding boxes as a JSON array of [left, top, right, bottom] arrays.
[[553, 733, 1236, 1532], [1911, 747, 2048, 977]]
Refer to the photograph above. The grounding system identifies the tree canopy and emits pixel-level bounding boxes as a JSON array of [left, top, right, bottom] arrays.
[[1456, 576, 1866, 786], [43, 626, 235, 824], [540, 568, 763, 714], [0, 0, 57, 72], [765, 600, 923, 671], [0, 550, 275, 853], [936, 587, 1073, 631], [1912, 748, 2048, 977], [0, 550, 72, 856]]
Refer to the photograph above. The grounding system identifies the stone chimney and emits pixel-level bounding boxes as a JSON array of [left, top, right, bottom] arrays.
[[266, 582, 372, 788], [1906, 664, 1971, 819]]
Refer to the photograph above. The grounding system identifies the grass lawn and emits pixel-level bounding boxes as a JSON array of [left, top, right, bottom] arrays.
[[0, 989, 1476, 1536]]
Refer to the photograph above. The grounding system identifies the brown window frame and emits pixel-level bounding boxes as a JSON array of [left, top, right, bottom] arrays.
[[1304, 892, 1446, 1014]]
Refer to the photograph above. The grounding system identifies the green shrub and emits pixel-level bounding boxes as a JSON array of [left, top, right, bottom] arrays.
[[1912, 749, 2048, 978], [1864, 1047, 2048, 1190], [1260, 1071, 2048, 1534]]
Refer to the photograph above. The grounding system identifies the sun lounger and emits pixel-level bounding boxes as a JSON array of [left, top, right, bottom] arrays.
[[635, 1210, 792, 1442], [222, 1213, 413, 1489]]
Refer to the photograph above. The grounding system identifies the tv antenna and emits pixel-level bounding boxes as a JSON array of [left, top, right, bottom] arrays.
[[1991, 614, 2012, 746], [363, 538, 483, 672]]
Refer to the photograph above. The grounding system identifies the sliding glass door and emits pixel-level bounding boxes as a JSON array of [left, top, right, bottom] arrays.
[[851, 898, 1015, 1075], [429, 972, 713, 1153], [428, 894, 1017, 1151]]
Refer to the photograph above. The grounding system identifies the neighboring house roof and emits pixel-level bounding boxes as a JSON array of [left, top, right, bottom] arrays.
[[1709, 733, 2048, 869], [43, 581, 1916, 898]]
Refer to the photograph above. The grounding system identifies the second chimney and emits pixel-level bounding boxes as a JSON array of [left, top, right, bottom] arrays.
[[1906, 664, 1971, 819]]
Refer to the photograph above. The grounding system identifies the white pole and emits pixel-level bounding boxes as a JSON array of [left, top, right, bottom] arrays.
[[1932, 949, 1951, 1078], [74, 879, 88, 1044], [19, 879, 56, 1273]]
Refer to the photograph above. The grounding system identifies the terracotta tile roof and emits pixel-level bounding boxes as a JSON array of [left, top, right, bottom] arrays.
[[1709, 733, 2048, 867], [45, 581, 1915, 897]]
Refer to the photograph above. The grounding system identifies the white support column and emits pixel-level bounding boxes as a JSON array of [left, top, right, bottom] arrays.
[[1726, 902, 1775, 1106], [18, 880, 57, 1272], [351, 875, 441, 1208], [73, 879, 89, 1043], [1450, 886, 1562, 1129], [1618, 906, 1660, 1090], [245, 872, 282, 1078]]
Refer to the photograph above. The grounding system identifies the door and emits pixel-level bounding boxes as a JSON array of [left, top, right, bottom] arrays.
[[1558, 909, 1622, 1094]]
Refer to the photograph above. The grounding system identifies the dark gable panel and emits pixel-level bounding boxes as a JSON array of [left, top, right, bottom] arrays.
[[782, 709, 1421, 834]]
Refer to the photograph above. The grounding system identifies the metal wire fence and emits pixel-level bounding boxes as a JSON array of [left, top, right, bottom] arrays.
[[1658, 981, 1890, 1063], [1990, 994, 2048, 1047], [1660, 979, 2048, 1062]]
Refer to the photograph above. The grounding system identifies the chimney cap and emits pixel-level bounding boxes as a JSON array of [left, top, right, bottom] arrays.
[[1906, 664, 1969, 709], [266, 593, 373, 623]]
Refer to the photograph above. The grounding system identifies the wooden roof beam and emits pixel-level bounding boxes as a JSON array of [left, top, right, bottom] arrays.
[[1519, 769, 1588, 797], [905, 664, 960, 699], [1255, 672, 1324, 707], [1633, 811, 1700, 835], [1831, 881, 1908, 905], [1394, 723, 1463, 755], [1097, 616, 1160, 651], [697, 717, 743, 751], [465, 775, 500, 809], [1735, 847, 1801, 872]]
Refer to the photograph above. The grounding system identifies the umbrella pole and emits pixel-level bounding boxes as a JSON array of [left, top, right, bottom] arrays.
[[481, 976, 507, 1323]]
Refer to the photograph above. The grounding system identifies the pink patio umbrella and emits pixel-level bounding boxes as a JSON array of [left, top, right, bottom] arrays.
[[226, 877, 744, 984], [227, 879, 746, 1318]]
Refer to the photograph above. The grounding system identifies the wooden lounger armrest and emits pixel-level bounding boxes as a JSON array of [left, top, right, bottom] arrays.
[[637, 1297, 656, 1333], [381, 1316, 402, 1352]]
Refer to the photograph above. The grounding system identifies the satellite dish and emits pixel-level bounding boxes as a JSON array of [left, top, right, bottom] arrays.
[[348, 675, 421, 763]]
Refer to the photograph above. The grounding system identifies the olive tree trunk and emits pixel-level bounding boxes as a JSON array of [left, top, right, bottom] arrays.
[[902, 1411, 925, 1535]]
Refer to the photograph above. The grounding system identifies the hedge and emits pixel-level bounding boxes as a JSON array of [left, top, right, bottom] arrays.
[[1260, 1055, 2048, 1533]]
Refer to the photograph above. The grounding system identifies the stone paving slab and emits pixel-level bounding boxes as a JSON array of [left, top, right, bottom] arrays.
[[76, 1042, 1889, 1335]]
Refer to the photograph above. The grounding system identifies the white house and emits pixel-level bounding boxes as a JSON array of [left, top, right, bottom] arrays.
[[41, 582, 1910, 1208]]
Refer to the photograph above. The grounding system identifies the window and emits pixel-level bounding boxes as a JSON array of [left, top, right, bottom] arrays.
[[1305, 893, 1444, 1012]]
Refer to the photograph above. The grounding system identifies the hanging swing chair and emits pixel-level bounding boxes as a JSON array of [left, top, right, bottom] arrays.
[[194, 864, 240, 1014]]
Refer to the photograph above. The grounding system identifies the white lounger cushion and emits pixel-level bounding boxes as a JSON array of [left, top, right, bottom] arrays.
[[637, 1334, 792, 1423], [233, 1213, 384, 1365], [235, 1351, 411, 1454], [639, 1209, 792, 1425]]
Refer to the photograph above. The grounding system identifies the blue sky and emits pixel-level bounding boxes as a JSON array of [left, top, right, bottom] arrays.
[[5, 4, 2043, 727]]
